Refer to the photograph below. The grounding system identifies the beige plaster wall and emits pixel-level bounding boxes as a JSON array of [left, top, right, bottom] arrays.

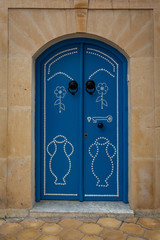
[[0, 0, 160, 216]]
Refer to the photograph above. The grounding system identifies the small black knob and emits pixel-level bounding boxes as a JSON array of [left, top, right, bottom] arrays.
[[86, 80, 96, 95], [98, 123, 104, 128], [68, 81, 78, 95]]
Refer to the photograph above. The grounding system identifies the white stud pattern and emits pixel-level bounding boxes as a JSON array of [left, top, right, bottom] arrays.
[[48, 48, 78, 74], [47, 135, 74, 186], [48, 51, 78, 73], [89, 68, 115, 79], [92, 115, 113, 123], [54, 86, 67, 113], [47, 71, 74, 81], [87, 48, 116, 72], [89, 137, 116, 188], [96, 82, 109, 110]]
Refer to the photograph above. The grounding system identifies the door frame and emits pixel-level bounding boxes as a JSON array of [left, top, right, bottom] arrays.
[[35, 37, 128, 203]]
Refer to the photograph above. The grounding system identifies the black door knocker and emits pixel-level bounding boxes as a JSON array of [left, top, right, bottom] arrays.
[[86, 80, 96, 95], [68, 80, 78, 95]]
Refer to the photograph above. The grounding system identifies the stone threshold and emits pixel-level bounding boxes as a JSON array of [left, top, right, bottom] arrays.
[[29, 201, 134, 219]]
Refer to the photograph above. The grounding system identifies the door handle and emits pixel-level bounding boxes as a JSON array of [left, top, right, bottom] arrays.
[[68, 80, 78, 95], [86, 80, 96, 95]]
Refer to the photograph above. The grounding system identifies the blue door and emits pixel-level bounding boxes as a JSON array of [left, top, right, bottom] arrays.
[[36, 38, 128, 202]]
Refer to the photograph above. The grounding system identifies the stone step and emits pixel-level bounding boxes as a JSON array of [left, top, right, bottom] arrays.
[[29, 201, 134, 219]]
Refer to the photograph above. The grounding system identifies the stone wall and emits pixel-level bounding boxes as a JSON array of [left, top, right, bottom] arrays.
[[0, 0, 160, 217]]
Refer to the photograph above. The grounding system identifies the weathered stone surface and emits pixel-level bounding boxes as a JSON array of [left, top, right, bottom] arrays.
[[79, 223, 103, 235], [82, 236, 103, 240], [59, 228, 84, 240], [138, 218, 160, 229], [59, 219, 82, 229], [144, 229, 160, 240], [17, 228, 41, 240], [0, 222, 22, 235], [41, 223, 62, 235], [0, 219, 6, 226], [97, 218, 121, 228], [124, 218, 138, 223], [131, 160, 154, 209], [100, 228, 127, 240], [127, 237, 144, 240], [21, 219, 44, 228], [38, 235, 60, 240], [74, 0, 88, 8], [75, 9, 87, 32], [120, 223, 144, 236], [0, 236, 17, 240]]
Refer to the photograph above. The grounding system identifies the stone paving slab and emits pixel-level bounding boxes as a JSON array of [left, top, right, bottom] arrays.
[[0, 217, 160, 240]]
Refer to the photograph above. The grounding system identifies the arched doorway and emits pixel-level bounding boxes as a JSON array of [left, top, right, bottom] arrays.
[[35, 38, 128, 203]]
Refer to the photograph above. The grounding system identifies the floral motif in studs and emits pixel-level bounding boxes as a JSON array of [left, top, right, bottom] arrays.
[[54, 86, 66, 113], [96, 82, 109, 109]]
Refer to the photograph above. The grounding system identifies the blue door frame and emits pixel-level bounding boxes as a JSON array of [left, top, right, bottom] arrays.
[[35, 38, 128, 203]]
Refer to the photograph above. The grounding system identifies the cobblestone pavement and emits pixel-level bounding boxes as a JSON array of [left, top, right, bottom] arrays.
[[0, 217, 160, 240]]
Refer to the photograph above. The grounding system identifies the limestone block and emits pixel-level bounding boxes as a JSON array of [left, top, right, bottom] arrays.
[[131, 108, 154, 159], [7, 0, 74, 8], [87, 10, 153, 57], [88, 0, 125, 9], [0, 209, 6, 218], [0, 57, 7, 90], [8, 108, 31, 158], [7, 157, 31, 208], [0, 109, 7, 158], [0, 178, 6, 208], [6, 208, 28, 217], [154, 58, 160, 107], [155, 160, 160, 208], [0, 219, 6, 225], [0, 158, 7, 208], [9, 9, 76, 57], [8, 57, 31, 107], [154, 9, 160, 57], [124, 10, 153, 57], [0, 8, 8, 23], [0, 22, 7, 57], [130, 58, 154, 108], [88, 0, 159, 9], [9, 10, 45, 57], [156, 129, 160, 159], [74, 0, 88, 8], [132, 160, 154, 209], [129, 0, 159, 9], [75, 9, 87, 32]]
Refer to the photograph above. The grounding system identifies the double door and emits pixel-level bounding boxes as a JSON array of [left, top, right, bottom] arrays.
[[36, 38, 128, 202]]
